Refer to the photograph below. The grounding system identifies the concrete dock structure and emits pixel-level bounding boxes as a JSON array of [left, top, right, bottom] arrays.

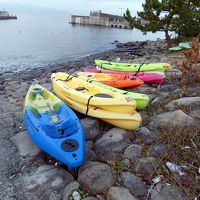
[[0, 11, 17, 20], [70, 11, 129, 29]]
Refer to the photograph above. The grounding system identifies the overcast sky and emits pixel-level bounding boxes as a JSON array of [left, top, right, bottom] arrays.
[[0, 0, 144, 15]]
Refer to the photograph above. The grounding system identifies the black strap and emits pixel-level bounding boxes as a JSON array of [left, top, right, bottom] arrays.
[[65, 73, 71, 80], [137, 63, 145, 73], [134, 72, 145, 76], [46, 121, 78, 132], [87, 79, 93, 83], [50, 128, 79, 138], [66, 74, 78, 82], [86, 96, 93, 115], [100, 63, 103, 69], [56, 73, 77, 82], [123, 91, 129, 94]]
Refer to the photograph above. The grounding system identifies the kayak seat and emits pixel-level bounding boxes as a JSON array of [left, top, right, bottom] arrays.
[[29, 89, 61, 116], [30, 89, 48, 108], [41, 119, 79, 138], [94, 93, 113, 98]]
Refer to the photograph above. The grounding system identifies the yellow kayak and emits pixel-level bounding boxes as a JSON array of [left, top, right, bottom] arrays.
[[54, 88, 142, 130], [51, 72, 136, 114]]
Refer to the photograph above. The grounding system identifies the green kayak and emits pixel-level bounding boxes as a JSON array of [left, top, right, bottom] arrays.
[[78, 76, 149, 110], [169, 42, 192, 51], [169, 46, 183, 51], [179, 42, 192, 49], [95, 59, 171, 73]]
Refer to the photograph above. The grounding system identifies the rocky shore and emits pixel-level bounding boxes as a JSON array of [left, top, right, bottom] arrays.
[[0, 39, 199, 200]]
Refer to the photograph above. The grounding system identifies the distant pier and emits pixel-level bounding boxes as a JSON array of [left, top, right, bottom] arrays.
[[70, 11, 129, 29], [0, 11, 17, 20]]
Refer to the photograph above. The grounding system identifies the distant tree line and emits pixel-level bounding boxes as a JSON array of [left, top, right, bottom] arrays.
[[124, 0, 200, 44]]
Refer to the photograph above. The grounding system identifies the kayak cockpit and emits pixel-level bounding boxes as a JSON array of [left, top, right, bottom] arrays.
[[40, 118, 80, 138], [26, 85, 80, 138]]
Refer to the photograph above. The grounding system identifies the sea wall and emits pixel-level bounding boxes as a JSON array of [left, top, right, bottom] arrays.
[[0, 11, 17, 20], [0, 16, 17, 20], [70, 11, 129, 29]]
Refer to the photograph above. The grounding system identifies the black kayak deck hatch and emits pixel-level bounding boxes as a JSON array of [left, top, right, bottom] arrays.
[[94, 93, 113, 98], [61, 139, 79, 152]]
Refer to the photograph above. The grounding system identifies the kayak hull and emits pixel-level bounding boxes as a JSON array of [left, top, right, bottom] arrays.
[[51, 72, 136, 114], [84, 67, 165, 84], [54, 89, 141, 130], [77, 71, 144, 88], [95, 59, 171, 72], [23, 84, 85, 168], [79, 76, 149, 110]]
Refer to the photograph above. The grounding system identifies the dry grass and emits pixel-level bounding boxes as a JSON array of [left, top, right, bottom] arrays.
[[172, 38, 200, 85], [109, 160, 129, 174], [139, 40, 200, 198], [152, 126, 200, 198]]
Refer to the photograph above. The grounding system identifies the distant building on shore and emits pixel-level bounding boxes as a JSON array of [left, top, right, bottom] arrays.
[[0, 11, 17, 20], [70, 11, 129, 29]]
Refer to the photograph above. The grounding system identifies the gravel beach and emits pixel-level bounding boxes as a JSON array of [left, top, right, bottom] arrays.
[[0, 39, 199, 200]]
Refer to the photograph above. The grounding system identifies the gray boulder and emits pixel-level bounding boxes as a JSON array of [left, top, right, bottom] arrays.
[[148, 144, 167, 157], [150, 110, 195, 129], [160, 84, 179, 92], [49, 191, 62, 200], [165, 69, 182, 78], [134, 127, 156, 144], [122, 158, 131, 166], [121, 172, 147, 197], [41, 83, 52, 91], [85, 148, 97, 161], [166, 97, 200, 111], [189, 109, 200, 122], [13, 131, 41, 159], [81, 117, 101, 141], [22, 165, 74, 191], [95, 128, 131, 161], [82, 198, 99, 200], [86, 141, 94, 149], [151, 182, 186, 200], [107, 187, 138, 200], [136, 85, 157, 94], [78, 161, 115, 194], [0, 85, 4, 91], [62, 181, 80, 200], [124, 144, 142, 159], [135, 157, 157, 175]]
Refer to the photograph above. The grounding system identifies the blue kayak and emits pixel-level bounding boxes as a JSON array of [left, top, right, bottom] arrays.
[[23, 84, 85, 168]]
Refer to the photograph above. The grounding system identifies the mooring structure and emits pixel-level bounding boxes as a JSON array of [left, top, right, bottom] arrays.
[[0, 11, 17, 20], [70, 11, 129, 29]]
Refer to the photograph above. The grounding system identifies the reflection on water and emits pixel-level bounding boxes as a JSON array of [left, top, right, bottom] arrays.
[[0, 11, 164, 73]]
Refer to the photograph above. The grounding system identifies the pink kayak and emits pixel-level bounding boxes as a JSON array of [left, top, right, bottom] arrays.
[[84, 67, 165, 84]]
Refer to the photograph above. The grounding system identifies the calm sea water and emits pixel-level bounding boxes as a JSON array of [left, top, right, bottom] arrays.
[[0, 11, 164, 73]]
